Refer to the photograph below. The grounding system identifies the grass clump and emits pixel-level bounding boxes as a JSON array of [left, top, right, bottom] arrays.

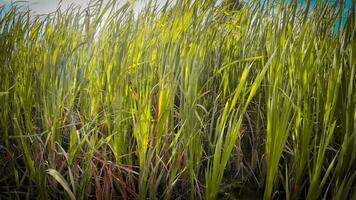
[[0, 0, 355, 199]]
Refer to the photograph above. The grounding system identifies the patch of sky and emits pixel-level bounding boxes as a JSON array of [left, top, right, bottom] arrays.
[[0, 0, 170, 16], [0, 0, 354, 28], [296, 0, 354, 29], [258, 0, 354, 29]]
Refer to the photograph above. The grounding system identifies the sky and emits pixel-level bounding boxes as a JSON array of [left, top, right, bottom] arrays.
[[0, 0, 353, 26], [0, 0, 353, 14], [0, 0, 170, 14]]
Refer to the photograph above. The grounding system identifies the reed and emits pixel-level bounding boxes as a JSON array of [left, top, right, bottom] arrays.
[[0, 0, 355, 199]]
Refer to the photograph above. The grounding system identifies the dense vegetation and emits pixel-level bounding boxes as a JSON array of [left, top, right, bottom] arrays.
[[0, 0, 355, 199]]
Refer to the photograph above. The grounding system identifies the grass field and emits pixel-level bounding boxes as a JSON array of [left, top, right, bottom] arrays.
[[0, 0, 355, 199]]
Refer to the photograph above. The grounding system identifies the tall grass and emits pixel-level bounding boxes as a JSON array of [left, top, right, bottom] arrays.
[[0, 0, 355, 199]]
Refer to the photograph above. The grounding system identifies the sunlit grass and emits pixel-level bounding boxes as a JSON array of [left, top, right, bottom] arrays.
[[0, 0, 355, 199]]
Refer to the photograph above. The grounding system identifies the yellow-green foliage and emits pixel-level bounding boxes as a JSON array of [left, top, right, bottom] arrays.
[[0, 0, 355, 199]]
